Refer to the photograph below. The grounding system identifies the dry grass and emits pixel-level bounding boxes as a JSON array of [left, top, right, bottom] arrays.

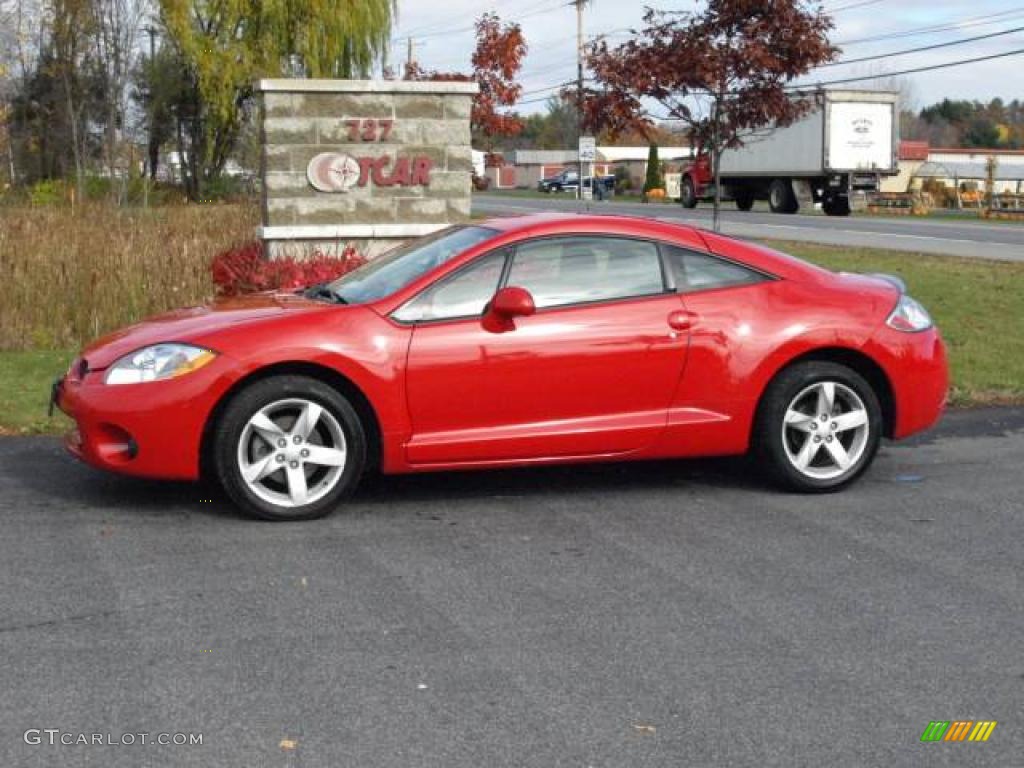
[[0, 203, 258, 351]]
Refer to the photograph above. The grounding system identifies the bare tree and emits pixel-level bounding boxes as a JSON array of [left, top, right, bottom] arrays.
[[92, 0, 145, 199], [0, 0, 47, 184], [51, 0, 98, 201]]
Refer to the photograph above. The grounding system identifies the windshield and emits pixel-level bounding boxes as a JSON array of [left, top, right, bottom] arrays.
[[330, 226, 499, 304]]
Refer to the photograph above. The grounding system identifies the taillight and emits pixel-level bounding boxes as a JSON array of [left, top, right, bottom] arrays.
[[886, 295, 933, 332]]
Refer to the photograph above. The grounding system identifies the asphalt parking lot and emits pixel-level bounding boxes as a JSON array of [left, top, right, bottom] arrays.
[[1, 407, 1022, 767]]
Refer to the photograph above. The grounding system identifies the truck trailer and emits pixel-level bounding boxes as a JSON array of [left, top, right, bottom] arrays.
[[674, 89, 898, 216]]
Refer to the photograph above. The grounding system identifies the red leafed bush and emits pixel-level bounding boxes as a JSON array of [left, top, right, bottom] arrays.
[[211, 241, 366, 296]]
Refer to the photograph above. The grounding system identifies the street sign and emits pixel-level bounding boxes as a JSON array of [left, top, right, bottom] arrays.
[[579, 136, 596, 201], [578, 136, 596, 162]]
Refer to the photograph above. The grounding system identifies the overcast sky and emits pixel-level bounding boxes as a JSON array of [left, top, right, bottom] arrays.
[[387, 0, 1024, 113]]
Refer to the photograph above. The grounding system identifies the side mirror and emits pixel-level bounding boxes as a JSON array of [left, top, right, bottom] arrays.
[[482, 286, 535, 333]]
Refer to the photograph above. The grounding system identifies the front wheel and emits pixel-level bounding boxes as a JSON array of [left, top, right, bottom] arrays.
[[213, 376, 367, 520], [754, 362, 882, 492]]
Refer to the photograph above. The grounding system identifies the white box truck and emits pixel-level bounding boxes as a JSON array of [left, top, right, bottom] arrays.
[[674, 89, 898, 216]]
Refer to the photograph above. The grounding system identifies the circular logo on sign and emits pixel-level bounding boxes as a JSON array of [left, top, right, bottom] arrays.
[[307, 152, 361, 192]]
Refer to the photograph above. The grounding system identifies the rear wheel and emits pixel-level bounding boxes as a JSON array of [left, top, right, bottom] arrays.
[[754, 362, 881, 492], [769, 178, 798, 214], [680, 176, 698, 208], [734, 189, 755, 211], [213, 376, 366, 520]]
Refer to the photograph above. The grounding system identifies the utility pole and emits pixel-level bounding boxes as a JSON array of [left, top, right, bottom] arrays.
[[406, 36, 415, 75], [576, 0, 585, 201]]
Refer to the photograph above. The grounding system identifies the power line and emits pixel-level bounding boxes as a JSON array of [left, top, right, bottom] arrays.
[[825, 0, 887, 13], [517, 12, 1024, 90], [521, 13, 987, 85], [837, 7, 1024, 46], [520, 79, 576, 97], [625, 45, 1024, 120], [518, 11, 1024, 108], [792, 46, 1024, 88], [394, 0, 564, 42], [397, 0, 544, 39], [518, 92, 565, 106], [822, 24, 1024, 67]]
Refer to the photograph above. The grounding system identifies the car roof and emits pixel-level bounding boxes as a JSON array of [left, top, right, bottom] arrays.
[[477, 212, 704, 240], [472, 213, 827, 284]]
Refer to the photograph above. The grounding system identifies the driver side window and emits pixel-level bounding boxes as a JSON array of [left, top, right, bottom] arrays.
[[392, 250, 508, 323]]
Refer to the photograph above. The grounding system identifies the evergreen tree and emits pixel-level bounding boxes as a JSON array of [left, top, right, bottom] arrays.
[[643, 143, 662, 193]]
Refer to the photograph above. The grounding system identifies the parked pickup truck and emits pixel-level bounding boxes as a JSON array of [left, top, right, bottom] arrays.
[[538, 170, 615, 195]]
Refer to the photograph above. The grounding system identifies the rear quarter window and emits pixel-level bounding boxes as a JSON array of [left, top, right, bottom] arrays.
[[662, 244, 768, 292]]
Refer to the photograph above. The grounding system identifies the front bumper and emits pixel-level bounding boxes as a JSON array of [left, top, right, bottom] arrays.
[[55, 356, 235, 481]]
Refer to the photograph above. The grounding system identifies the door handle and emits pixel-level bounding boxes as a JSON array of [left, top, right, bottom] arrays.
[[667, 310, 697, 332]]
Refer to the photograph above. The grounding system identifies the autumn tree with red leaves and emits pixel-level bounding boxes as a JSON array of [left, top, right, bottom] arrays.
[[406, 12, 527, 152], [582, 1, 838, 229]]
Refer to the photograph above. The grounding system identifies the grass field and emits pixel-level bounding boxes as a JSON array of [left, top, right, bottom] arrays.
[[0, 349, 71, 435], [0, 201, 1021, 434]]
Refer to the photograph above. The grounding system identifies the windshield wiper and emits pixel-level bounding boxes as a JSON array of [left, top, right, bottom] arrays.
[[302, 283, 347, 304]]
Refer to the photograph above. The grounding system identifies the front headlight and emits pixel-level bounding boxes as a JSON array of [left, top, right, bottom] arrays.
[[886, 294, 933, 332], [104, 344, 217, 385]]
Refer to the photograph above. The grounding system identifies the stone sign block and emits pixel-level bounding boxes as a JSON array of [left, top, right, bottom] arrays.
[[256, 79, 478, 259]]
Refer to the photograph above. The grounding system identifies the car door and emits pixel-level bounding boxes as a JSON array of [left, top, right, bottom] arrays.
[[396, 235, 692, 465], [654, 243, 778, 453]]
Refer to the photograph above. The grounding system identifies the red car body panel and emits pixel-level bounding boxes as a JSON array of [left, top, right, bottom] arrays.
[[403, 291, 689, 465], [57, 213, 947, 482]]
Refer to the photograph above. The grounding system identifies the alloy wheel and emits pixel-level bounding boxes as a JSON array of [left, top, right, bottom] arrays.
[[236, 398, 347, 508], [781, 381, 870, 480]]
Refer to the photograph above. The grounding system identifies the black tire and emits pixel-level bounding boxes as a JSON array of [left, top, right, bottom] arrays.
[[734, 189, 755, 211], [823, 195, 851, 216], [680, 176, 698, 208], [213, 375, 367, 521], [753, 361, 882, 493], [769, 178, 798, 214]]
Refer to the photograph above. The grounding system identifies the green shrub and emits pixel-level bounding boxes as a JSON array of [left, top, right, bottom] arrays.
[[83, 175, 113, 200], [28, 180, 65, 206], [200, 175, 256, 202]]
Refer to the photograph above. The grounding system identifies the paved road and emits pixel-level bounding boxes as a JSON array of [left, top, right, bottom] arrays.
[[473, 193, 1024, 261], [2, 408, 1023, 767]]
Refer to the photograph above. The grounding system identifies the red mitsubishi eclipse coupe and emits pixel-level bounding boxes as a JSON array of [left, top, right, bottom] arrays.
[[55, 214, 947, 520]]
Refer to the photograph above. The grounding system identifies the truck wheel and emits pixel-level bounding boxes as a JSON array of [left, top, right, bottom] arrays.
[[680, 176, 698, 209], [823, 196, 851, 216], [734, 189, 755, 211], [769, 179, 798, 214]]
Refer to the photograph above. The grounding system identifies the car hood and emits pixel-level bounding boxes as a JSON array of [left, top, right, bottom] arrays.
[[81, 291, 332, 369]]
